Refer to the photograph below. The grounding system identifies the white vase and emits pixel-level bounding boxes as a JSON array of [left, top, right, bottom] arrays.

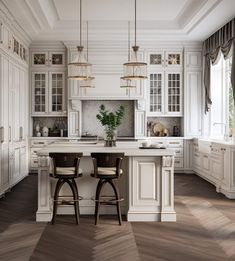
[[42, 126, 49, 137]]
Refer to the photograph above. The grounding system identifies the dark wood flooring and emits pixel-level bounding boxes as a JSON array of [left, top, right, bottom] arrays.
[[0, 174, 235, 261]]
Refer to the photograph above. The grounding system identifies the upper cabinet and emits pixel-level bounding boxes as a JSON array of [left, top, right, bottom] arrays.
[[32, 51, 65, 67], [148, 72, 182, 116], [0, 22, 28, 63], [147, 49, 183, 117], [148, 50, 182, 68], [30, 44, 67, 116], [32, 71, 66, 116]]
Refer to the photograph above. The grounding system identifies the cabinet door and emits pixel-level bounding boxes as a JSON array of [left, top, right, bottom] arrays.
[[9, 147, 20, 186], [0, 22, 12, 51], [148, 52, 164, 67], [0, 147, 10, 192], [165, 51, 182, 67], [31, 52, 48, 67], [68, 111, 79, 137], [49, 72, 65, 115], [13, 65, 20, 142], [166, 72, 182, 116], [48, 52, 65, 67], [32, 72, 48, 115], [20, 146, 27, 178], [0, 55, 9, 144], [184, 71, 202, 136], [148, 72, 164, 115], [135, 111, 146, 138]]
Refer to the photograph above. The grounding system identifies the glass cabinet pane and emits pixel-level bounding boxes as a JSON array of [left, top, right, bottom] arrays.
[[149, 73, 162, 113], [51, 54, 63, 65], [167, 73, 181, 112], [167, 53, 181, 65], [50, 73, 63, 112], [33, 54, 46, 65], [33, 73, 46, 113], [150, 54, 162, 65]]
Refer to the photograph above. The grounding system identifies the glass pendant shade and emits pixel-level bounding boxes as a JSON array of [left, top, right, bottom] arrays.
[[120, 77, 136, 88], [68, 46, 92, 80], [123, 46, 147, 80], [80, 76, 95, 88]]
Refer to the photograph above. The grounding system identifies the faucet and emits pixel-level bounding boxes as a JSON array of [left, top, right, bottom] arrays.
[[213, 122, 229, 141]]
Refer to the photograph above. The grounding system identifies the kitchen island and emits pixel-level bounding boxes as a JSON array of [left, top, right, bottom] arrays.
[[36, 141, 176, 222]]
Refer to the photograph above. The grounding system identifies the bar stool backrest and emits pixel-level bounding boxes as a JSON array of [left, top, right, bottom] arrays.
[[91, 153, 124, 177], [49, 153, 83, 177]]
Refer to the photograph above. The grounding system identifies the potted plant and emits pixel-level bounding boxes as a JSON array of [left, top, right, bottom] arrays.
[[96, 104, 125, 147]]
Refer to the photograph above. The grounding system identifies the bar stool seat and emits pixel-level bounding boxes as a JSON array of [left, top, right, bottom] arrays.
[[49, 153, 83, 225], [91, 153, 124, 225]]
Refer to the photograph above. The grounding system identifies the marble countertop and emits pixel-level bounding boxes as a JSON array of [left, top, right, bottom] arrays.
[[37, 141, 175, 157]]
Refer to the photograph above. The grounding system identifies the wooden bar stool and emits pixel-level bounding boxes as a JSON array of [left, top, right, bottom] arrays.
[[91, 153, 124, 225], [49, 153, 83, 225]]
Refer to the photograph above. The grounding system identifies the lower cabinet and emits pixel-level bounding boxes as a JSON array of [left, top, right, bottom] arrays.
[[192, 139, 235, 198], [0, 146, 10, 194]]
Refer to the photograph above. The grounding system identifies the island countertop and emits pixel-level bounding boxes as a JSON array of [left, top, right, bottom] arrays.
[[37, 141, 175, 157]]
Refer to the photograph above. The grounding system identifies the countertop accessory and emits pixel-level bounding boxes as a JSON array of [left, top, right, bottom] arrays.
[[152, 122, 165, 136]]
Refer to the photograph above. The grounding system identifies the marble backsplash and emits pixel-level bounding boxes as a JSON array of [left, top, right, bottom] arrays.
[[147, 117, 182, 137], [82, 100, 134, 137]]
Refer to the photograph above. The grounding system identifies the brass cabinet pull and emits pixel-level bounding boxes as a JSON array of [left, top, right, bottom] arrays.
[[0, 127, 4, 143]]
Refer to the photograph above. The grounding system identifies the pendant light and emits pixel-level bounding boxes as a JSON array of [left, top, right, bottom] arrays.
[[80, 21, 95, 88], [122, 0, 147, 80], [68, 0, 93, 81], [120, 21, 136, 90]]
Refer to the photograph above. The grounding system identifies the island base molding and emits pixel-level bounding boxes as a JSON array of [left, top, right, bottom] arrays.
[[127, 212, 176, 222]]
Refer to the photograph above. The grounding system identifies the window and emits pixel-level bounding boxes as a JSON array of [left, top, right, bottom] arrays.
[[210, 54, 233, 139]]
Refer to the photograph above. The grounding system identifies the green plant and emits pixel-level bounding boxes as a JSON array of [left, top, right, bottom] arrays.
[[96, 104, 125, 140]]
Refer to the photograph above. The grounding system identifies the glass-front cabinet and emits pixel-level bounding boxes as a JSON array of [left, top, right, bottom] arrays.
[[149, 50, 182, 68], [148, 72, 182, 116], [32, 52, 65, 67], [32, 72, 65, 116]]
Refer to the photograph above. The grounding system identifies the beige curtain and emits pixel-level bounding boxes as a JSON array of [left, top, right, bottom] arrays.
[[203, 18, 235, 113]]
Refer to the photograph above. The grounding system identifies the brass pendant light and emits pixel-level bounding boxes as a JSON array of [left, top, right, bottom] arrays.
[[122, 0, 147, 80], [120, 21, 136, 89], [68, 0, 94, 81], [80, 21, 95, 88]]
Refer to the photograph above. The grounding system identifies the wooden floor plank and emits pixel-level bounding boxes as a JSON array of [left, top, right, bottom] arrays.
[[1, 174, 235, 260]]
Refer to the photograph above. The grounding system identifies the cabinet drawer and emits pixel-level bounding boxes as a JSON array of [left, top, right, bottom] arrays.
[[30, 158, 39, 168], [171, 148, 183, 157], [30, 147, 41, 156], [31, 140, 47, 147], [166, 140, 183, 148], [174, 158, 183, 168]]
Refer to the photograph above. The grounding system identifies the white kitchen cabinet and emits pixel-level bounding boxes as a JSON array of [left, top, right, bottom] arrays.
[[135, 111, 146, 138], [0, 147, 10, 194], [31, 72, 66, 116], [31, 51, 65, 67], [68, 111, 80, 137], [148, 72, 182, 116], [148, 50, 182, 68], [0, 22, 12, 51], [128, 156, 175, 221], [184, 49, 202, 137]]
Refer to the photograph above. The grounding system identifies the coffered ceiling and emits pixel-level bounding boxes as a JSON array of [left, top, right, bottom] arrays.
[[2, 0, 235, 43]]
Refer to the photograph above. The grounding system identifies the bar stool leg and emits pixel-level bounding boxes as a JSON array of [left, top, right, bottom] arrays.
[[95, 179, 106, 225], [72, 179, 80, 216], [67, 179, 79, 225], [51, 179, 64, 225], [108, 180, 122, 225]]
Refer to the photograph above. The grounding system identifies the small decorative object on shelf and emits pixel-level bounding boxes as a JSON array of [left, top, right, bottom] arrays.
[[96, 104, 125, 147]]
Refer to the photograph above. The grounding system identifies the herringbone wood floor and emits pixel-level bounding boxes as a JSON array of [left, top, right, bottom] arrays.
[[0, 174, 235, 261]]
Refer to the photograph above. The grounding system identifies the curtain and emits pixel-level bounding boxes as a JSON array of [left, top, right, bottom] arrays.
[[202, 18, 235, 112]]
